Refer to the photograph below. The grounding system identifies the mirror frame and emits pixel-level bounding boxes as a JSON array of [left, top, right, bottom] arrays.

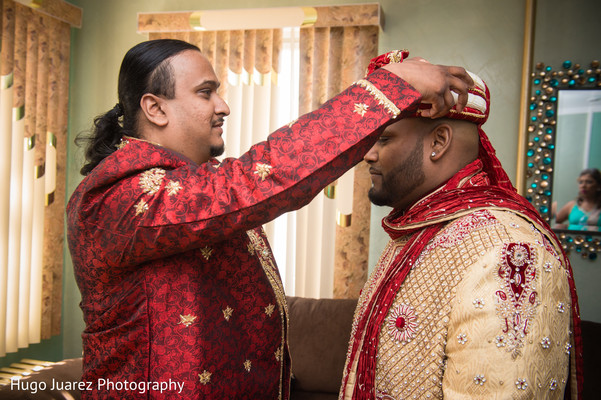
[[523, 59, 601, 260]]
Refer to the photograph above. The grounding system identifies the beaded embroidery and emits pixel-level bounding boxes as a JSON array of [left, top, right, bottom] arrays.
[[494, 242, 540, 359], [387, 304, 418, 343], [198, 370, 211, 385], [139, 168, 165, 195]]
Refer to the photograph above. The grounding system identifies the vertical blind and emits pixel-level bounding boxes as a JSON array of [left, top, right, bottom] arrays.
[[0, 0, 81, 357]]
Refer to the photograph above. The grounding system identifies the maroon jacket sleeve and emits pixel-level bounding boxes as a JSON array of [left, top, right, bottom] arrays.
[[68, 69, 421, 267]]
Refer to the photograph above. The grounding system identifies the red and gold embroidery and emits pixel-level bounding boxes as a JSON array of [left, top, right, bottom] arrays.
[[198, 370, 211, 385], [223, 306, 233, 321], [494, 242, 539, 359], [244, 360, 252, 372], [139, 168, 166, 195], [426, 210, 497, 250], [247, 242, 255, 256], [179, 314, 197, 327], [387, 304, 418, 343], [254, 163, 272, 181]]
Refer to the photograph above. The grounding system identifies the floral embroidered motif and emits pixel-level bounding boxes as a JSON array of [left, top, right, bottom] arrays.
[[139, 168, 166, 195], [244, 360, 252, 372], [457, 333, 468, 344], [550, 379, 558, 390], [179, 314, 197, 327], [540, 337, 551, 349], [473, 298, 485, 308], [265, 304, 275, 317], [223, 306, 233, 321], [198, 370, 211, 385], [426, 210, 497, 250], [494, 243, 539, 359], [516, 378, 528, 390], [354, 103, 369, 116], [495, 335, 506, 347], [254, 163, 272, 181], [135, 199, 149, 215], [544, 262, 553, 272], [274, 347, 283, 362], [474, 374, 486, 385], [166, 180, 182, 196], [201, 246, 213, 260], [355, 79, 401, 118], [387, 304, 418, 343], [557, 302, 566, 313]]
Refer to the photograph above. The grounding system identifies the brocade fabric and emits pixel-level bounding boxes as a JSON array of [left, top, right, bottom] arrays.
[[67, 69, 420, 399]]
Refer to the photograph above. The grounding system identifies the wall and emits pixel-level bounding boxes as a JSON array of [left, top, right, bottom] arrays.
[[57, 0, 601, 362]]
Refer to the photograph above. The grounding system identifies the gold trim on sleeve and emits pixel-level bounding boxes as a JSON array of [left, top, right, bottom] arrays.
[[355, 79, 400, 118]]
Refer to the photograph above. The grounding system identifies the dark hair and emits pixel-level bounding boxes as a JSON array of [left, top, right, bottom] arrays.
[[77, 39, 200, 175], [577, 168, 601, 207]]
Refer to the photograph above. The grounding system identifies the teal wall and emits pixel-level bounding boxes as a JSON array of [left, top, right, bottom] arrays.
[[4, 0, 600, 365]]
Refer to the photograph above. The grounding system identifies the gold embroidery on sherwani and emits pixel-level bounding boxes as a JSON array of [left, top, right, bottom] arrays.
[[223, 306, 233, 321], [354, 103, 369, 116], [134, 199, 149, 215], [115, 138, 129, 150], [166, 180, 182, 196], [179, 314, 197, 327], [247, 242, 255, 256], [247, 229, 287, 400], [200, 246, 213, 260], [198, 370, 211, 385], [354, 79, 401, 118], [139, 168, 166, 195], [265, 304, 275, 317], [254, 163, 272, 181]]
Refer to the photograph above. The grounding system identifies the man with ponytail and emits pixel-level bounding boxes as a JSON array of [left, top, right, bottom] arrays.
[[67, 40, 474, 399], [339, 52, 583, 400]]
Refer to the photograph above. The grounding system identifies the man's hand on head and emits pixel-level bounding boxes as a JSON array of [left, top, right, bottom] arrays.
[[382, 57, 474, 118]]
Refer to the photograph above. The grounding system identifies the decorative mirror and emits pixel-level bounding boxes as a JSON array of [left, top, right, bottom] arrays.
[[524, 60, 601, 260]]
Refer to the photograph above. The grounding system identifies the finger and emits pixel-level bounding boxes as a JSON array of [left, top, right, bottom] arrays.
[[447, 66, 474, 88]]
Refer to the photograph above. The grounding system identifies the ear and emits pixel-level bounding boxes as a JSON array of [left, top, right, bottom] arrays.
[[140, 94, 168, 127], [428, 123, 452, 162]]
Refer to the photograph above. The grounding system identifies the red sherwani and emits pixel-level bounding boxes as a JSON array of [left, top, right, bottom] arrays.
[[67, 69, 421, 399]]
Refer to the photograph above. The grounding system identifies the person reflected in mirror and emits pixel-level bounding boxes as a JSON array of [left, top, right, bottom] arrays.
[[339, 53, 583, 399], [67, 39, 475, 399], [555, 168, 601, 231]]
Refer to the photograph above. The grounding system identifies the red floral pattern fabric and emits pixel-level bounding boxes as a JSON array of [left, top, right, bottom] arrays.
[[67, 69, 421, 399]]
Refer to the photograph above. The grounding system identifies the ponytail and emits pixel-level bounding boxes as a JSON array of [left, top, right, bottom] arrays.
[[77, 103, 126, 175]]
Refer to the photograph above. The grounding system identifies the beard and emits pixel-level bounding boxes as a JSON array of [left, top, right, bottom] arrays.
[[210, 144, 225, 158], [368, 139, 425, 209]]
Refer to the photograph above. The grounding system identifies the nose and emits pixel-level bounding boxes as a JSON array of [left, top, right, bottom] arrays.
[[215, 94, 230, 116], [364, 143, 378, 163]]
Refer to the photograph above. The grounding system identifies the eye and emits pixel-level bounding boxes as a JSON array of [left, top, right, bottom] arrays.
[[378, 136, 391, 144], [198, 88, 213, 98]]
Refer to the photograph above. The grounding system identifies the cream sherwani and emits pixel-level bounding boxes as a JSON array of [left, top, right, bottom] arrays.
[[346, 209, 573, 399]]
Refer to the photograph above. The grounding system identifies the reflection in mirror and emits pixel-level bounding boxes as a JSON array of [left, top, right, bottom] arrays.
[[553, 90, 601, 232], [525, 60, 601, 259]]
